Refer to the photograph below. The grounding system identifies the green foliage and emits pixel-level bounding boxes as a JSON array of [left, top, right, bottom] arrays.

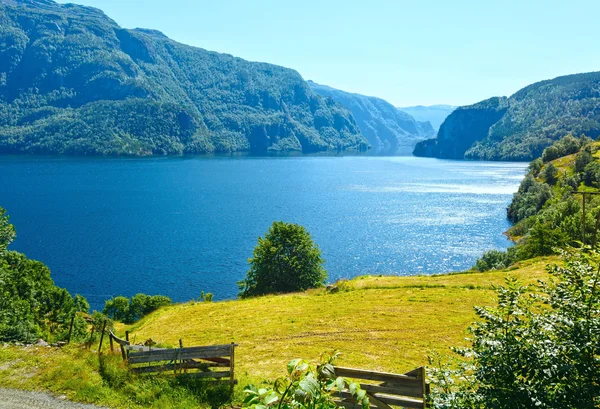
[[242, 353, 369, 409], [0, 1, 367, 156], [103, 294, 172, 324], [507, 174, 552, 223], [575, 148, 594, 173], [474, 249, 516, 272], [431, 248, 600, 409], [238, 222, 326, 298], [0, 207, 89, 342], [541, 134, 583, 162], [415, 69, 600, 161], [199, 291, 214, 302], [528, 158, 543, 177], [540, 163, 559, 185]]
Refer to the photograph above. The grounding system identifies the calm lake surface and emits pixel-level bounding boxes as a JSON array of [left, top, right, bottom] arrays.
[[0, 155, 527, 309]]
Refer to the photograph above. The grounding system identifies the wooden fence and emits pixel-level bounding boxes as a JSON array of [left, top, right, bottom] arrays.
[[333, 366, 429, 409], [108, 331, 236, 386]]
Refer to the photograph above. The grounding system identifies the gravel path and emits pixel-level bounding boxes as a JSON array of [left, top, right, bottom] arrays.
[[0, 388, 107, 409]]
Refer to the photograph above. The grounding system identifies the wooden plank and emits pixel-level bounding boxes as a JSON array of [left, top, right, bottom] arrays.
[[187, 371, 231, 379], [404, 367, 425, 379], [334, 367, 420, 385], [129, 344, 232, 358], [359, 383, 423, 399], [365, 393, 393, 409], [109, 331, 130, 347], [126, 345, 168, 352], [336, 400, 377, 409], [128, 345, 233, 364], [130, 361, 226, 374], [373, 394, 424, 409]]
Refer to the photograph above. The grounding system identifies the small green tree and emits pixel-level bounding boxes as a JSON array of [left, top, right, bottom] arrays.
[[541, 163, 559, 185], [238, 222, 326, 298]]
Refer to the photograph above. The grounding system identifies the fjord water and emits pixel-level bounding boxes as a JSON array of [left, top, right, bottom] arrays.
[[0, 156, 526, 309]]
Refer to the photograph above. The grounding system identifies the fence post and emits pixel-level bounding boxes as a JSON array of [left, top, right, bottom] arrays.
[[67, 315, 75, 344], [230, 342, 235, 389], [87, 326, 95, 349], [98, 320, 107, 354]]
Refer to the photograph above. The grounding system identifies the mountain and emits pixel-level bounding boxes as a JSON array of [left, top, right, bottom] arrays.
[[0, 0, 367, 156], [308, 81, 434, 154], [397, 104, 456, 131], [413, 72, 600, 161]]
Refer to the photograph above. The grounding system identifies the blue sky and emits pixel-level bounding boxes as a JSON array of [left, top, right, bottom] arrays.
[[56, 0, 600, 107]]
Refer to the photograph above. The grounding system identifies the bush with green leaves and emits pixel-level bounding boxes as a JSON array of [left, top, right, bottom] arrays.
[[103, 293, 172, 324], [0, 207, 89, 342], [242, 353, 369, 409], [474, 249, 516, 272], [431, 248, 600, 409], [238, 222, 327, 298]]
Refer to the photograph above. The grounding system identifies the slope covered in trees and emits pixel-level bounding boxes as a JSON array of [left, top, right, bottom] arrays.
[[308, 81, 434, 154], [414, 72, 600, 161], [0, 0, 367, 156], [474, 135, 600, 271]]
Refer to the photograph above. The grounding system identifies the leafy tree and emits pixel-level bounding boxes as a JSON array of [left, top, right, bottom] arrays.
[[541, 163, 559, 185], [575, 149, 594, 173], [238, 222, 326, 298]]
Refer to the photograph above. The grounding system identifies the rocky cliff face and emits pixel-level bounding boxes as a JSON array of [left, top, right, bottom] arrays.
[[0, 0, 367, 155], [413, 97, 508, 159], [414, 72, 600, 161]]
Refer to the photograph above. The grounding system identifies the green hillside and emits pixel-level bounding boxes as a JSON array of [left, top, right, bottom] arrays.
[[0, 0, 367, 156], [414, 72, 600, 161]]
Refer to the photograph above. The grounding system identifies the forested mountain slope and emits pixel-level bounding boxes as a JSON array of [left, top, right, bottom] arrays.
[[308, 81, 434, 154], [0, 0, 367, 155], [414, 72, 600, 161]]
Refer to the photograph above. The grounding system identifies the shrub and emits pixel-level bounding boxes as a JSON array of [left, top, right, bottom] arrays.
[[103, 294, 172, 324], [429, 248, 600, 409], [242, 353, 369, 409], [474, 249, 515, 272], [238, 221, 327, 298]]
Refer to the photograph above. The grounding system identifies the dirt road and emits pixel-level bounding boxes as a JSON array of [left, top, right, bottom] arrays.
[[0, 388, 106, 409]]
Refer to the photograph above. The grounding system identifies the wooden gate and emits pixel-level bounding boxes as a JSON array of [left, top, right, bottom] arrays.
[[333, 366, 429, 409]]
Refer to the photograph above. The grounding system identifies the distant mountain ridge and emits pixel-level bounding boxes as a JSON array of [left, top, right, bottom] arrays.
[[308, 81, 434, 154], [397, 105, 456, 131], [0, 0, 367, 155], [414, 72, 600, 161]]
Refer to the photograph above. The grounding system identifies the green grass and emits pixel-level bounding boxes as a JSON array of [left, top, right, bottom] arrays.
[[0, 345, 236, 408], [0, 257, 555, 408]]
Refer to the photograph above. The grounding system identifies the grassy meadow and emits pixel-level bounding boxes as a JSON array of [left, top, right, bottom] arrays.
[[0, 256, 554, 408], [126, 256, 553, 379]]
